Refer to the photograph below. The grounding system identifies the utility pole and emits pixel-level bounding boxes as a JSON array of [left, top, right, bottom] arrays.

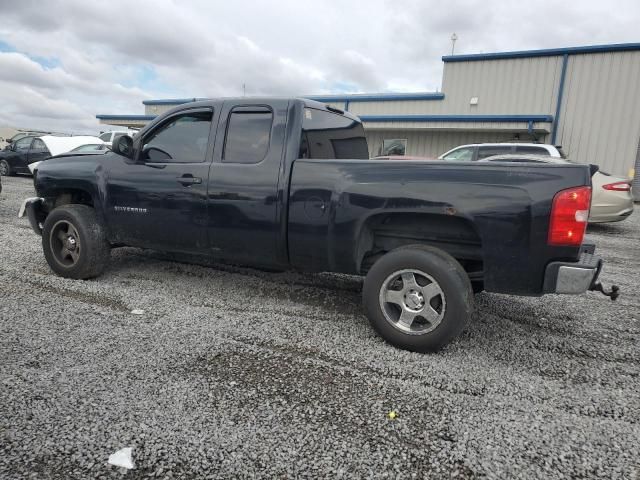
[[451, 33, 458, 55]]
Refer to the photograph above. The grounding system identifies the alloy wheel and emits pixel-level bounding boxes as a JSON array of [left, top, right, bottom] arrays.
[[378, 269, 446, 335]]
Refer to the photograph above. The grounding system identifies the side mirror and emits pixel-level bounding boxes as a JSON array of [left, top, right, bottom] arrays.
[[113, 135, 134, 158], [6, 138, 12, 144]]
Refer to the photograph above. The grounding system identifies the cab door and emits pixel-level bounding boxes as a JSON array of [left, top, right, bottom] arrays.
[[206, 101, 288, 266], [10, 136, 33, 173], [105, 107, 217, 252]]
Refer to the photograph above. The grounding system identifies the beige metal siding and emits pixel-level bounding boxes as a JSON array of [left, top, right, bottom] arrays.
[[556, 51, 640, 176], [365, 130, 543, 158], [349, 100, 448, 116], [441, 56, 563, 114]]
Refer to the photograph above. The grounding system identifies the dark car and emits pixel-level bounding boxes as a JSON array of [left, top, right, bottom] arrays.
[[19, 97, 618, 352], [0, 135, 105, 176], [0, 136, 46, 175]]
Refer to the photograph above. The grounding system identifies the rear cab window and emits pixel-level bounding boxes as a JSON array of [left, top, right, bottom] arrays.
[[299, 108, 369, 159]]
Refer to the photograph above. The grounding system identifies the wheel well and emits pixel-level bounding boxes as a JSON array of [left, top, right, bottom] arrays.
[[47, 189, 95, 210], [357, 213, 483, 281]]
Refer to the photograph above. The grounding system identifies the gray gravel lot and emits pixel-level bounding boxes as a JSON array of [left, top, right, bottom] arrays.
[[1, 175, 639, 479]]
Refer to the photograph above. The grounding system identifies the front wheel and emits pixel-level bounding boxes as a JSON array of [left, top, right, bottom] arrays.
[[42, 204, 111, 279], [363, 245, 473, 352], [0, 159, 12, 176]]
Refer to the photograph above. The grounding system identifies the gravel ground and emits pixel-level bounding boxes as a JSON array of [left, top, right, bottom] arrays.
[[1, 175, 639, 479]]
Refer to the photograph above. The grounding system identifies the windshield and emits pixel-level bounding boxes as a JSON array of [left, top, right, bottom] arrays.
[[10, 132, 29, 141]]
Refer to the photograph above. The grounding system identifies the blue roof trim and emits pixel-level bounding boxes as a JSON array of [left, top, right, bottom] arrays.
[[442, 42, 640, 62], [142, 98, 205, 105], [306, 92, 444, 102], [359, 114, 553, 123], [96, 114, 157, 120]]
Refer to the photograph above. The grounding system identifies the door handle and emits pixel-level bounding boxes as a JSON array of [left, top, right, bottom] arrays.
[[177, 175, 202, 186]]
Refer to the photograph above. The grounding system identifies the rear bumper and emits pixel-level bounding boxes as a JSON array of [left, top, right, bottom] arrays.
[[543, 245, 602, 294], [589, 194, 634, 223], [17, 197, 45, 235]]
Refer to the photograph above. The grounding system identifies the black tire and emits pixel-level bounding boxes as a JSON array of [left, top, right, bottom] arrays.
[[42, 204, 110, 279], [363, 245, 473, 353], [0, 159, 12, 176]]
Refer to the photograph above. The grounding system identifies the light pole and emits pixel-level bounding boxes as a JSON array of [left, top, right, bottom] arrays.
[[451, 33, 458, 55]]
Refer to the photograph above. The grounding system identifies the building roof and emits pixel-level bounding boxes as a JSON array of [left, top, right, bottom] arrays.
[[142, 98, 207, 106], [442, 42, 640, 62], [359, 114, 552, 123], [306, 92, 444, 102], [96, 114, 157, 121]]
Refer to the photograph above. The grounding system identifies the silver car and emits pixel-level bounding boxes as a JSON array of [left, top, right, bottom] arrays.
[[478, 154, 634, 223]]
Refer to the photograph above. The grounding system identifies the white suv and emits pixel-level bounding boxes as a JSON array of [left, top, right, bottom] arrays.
[[439, 143, 563, 161]]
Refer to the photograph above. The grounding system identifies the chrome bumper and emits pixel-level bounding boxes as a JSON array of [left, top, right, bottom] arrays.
[[543, 246, 601, 295], [17, 197, 45, 235]]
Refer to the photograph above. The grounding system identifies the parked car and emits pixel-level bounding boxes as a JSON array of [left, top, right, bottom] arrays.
[[478, 154, 633, 223], [19, 97, 618, 352], [439, 143, 563, 161], [0, 135, 104, 176]]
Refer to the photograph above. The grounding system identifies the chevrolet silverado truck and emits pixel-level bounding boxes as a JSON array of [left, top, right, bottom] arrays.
[[18, 98, 618, 352]]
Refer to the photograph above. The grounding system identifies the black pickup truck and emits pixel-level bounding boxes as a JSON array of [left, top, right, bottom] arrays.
[[19, 98, 617, 352]]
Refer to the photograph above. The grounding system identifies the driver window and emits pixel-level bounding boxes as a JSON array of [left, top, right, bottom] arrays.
[[142, 111, 213, 163]]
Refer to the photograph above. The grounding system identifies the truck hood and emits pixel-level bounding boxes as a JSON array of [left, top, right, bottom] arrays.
[[29, 151, 108, 173]]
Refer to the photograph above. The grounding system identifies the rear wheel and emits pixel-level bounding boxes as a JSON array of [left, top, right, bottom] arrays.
[[0, 159, 12, 176], [42, 204, 110, 279], [363, 245, 473, 352]]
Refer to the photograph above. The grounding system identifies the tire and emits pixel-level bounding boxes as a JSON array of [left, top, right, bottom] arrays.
[[363, 245, 473, 353], [42, 204, 110, 279], [0, 159, 12, 176]]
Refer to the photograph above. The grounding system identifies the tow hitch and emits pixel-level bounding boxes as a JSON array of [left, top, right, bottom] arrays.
[[590, 281, 620, 301]]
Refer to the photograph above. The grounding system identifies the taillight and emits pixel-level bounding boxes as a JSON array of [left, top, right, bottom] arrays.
[[548, 186, 591, 246], [602, 181, 631, 191]]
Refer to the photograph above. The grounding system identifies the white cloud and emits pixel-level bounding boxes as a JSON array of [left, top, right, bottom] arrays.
[[0, 0, 639, 131]]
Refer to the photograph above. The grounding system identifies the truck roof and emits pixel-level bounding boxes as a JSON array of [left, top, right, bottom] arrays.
[[162, 97, 361, 122]]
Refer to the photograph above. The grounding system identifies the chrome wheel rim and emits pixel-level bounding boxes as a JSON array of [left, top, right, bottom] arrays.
[[0, 161, 8, 176], [49, 220, 81, 268], [379, 269, 446, 335]]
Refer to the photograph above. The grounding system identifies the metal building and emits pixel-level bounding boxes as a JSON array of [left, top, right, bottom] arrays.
[[97, 42, 640, 180]]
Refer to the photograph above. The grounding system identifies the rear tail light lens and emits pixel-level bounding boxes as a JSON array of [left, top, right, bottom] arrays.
[[548, 186, 591, 246], [602, 181, 631, 191]]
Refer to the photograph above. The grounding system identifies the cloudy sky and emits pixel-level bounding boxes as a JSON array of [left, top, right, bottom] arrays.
[[0, 0, 638, 133]]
